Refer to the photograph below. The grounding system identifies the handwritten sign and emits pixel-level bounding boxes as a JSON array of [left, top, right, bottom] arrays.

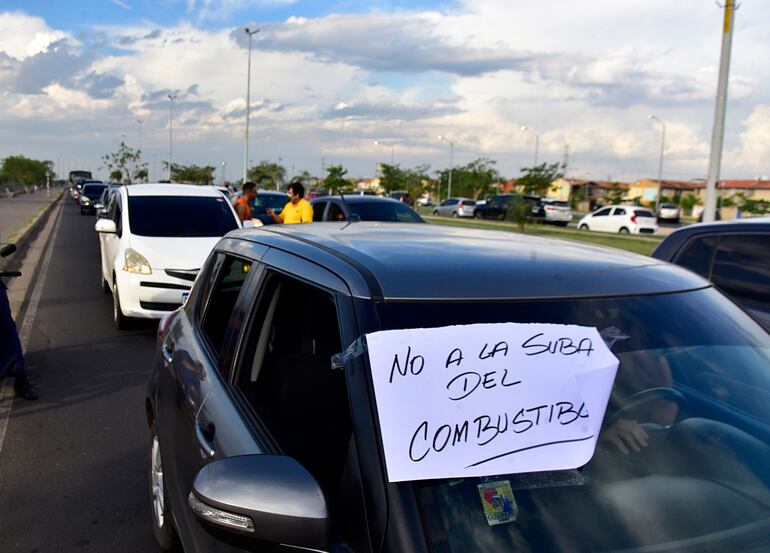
[[366, 323, 619, 482]]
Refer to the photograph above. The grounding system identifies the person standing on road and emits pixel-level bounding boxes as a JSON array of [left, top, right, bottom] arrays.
[[266, 181, 313, 224], [0, 283, 38, 400], [234, 181, 257, 222]]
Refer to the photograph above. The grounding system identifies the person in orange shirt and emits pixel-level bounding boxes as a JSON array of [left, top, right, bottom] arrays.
[[234, 181, 257, 222], [267, 181, 313, 224]]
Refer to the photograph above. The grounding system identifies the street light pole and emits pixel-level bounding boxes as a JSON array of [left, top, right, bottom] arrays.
[[221, 161, 226, 186], [137, 119, 143, 153], [520, 125, 540, 166], [649, 114, 666, 214], [167, 94, 176, 182], [374, 140, 396, 165], [704, 0, 736, 222], [437, 135, 454, 200], [243, 27, 260, 184]]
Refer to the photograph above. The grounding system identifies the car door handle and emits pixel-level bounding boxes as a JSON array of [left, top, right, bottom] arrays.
[[195, 421, 216, 460], [161, 341, 174, 364]]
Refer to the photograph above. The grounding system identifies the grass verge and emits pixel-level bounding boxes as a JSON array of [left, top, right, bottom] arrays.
[[423, 215, 663, 256]]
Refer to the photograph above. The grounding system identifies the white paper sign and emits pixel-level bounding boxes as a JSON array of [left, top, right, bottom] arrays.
[[366, 323, 619, 482]]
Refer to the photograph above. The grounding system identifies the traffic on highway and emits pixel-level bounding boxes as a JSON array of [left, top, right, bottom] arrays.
[[2, 1, 770, 553]]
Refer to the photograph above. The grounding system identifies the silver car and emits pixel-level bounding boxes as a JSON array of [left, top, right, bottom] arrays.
[[432, 197, 477, 217], [542, 199, 573, 226]]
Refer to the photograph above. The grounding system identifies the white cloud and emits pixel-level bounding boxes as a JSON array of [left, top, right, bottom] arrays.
[[0, 11, 68, 60]]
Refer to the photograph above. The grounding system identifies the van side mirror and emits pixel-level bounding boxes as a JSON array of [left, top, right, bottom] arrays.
[[95, 218, 116, 233], [190, 455, 329, 550]]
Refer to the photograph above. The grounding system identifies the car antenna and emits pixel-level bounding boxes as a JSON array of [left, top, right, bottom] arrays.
[[337, 188, 359, 229]]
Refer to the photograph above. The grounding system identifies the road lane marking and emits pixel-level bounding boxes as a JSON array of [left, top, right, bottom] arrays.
[[0, 198, 64, 459]]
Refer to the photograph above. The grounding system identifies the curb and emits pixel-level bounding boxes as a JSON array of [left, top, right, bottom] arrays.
[[3, 189, 64, 248]]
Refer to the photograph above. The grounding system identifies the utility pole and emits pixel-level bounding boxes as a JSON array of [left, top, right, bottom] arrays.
[[243, 27, 260, 184], [167, 94, 176, 182], [649, 114, 666, 214], [704, 0, 736, 222], [562, 144, 569, 175], [437, 135, 454, 200]]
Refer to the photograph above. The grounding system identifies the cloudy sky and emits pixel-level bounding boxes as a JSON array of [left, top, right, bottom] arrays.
[[1, 0, 769, 183]]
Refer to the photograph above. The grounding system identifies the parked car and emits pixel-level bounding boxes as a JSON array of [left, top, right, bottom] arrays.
[[389, 190, 414, 206], [416, 195, 433, 207], [652, 217, 770, 330], [95, 184, 242, 329], [311, 195, 424, 223], [230, 190, 287, 225], [541, 198, 573, 226], [94, 184, 121, 214], [432, 197, 477, 217], [578, 205, 658, 234], [473, 194, 545, 222], [79, 182, 107, 214], [146, 222, 770, 553], [658, 203, 681, 223]]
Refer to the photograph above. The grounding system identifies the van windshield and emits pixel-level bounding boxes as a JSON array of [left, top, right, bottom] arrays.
[[376, 288, 770, 552], [128, 196, 238, 237]]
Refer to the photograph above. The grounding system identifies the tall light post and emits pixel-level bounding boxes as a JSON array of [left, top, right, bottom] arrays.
[[221, 161, 226, 185], [520, 125, 540, 166], [167, 94, 176, 182], [704, 0, 736, 222], [437, 135, 454, 200], [374, 140, 395, 165], [136, 119, 144, 154], [649, 114, 666, 214], [243, 26, 260, 183]]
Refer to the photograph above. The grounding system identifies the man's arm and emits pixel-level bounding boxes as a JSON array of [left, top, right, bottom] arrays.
[[300, 200, 313, 223], [235, 202, 248, 221], [265, 208, 283, 223]]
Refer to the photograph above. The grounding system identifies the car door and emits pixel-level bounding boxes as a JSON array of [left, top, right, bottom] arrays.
[[588, 207, 612, 231], [102, 192, 124, 288], [157, 250, 262, 553], [609, 207, 627, 232], [327, 201, 347, 222], [225, 250, 374, 552]]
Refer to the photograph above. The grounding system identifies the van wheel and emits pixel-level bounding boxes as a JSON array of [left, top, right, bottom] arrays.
[[149, 427, 180, 551], [579, 224, 589, 231], [113, 282, 130, 330], [619, 227, 630, 234]]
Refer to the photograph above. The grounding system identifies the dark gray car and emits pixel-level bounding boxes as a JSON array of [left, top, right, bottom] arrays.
[[310, 195, 424, 223], [146, 223, 770, 553]]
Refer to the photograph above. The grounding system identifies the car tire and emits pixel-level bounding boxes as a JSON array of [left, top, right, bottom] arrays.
[[113, 281, 130, 330], [149, 426, 180, 552], [579, 224, 589, 231], [432, 210, 439, 216], [619, 227, 630, 234], [452, 212, 458, 218], [101, 274, 111, 294], [557, 222, 569, 227]]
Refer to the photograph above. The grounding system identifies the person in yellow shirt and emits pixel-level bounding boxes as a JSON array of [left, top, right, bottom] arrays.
[[267, 181, 313, 224]]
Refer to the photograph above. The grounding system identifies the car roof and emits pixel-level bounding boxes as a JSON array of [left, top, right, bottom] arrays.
[[652, 217, 770, 260], [228, 223, 708, 300], [125, 184, 225, 197], [312, 195, 405, 204]]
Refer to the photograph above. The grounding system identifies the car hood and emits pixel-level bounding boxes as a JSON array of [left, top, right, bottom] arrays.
[[128, 235, 220, 270]]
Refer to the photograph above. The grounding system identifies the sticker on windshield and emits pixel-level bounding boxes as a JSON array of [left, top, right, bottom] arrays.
[[478, 480, 517, 525], [365, 323, 619, 482]]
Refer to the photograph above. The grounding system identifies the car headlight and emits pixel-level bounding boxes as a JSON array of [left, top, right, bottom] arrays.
[[81, 197, 90, 204], [123, 248, 152, 274]]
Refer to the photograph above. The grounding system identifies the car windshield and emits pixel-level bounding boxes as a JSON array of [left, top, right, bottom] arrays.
[[348, 201, 423, 222], [82, 184, 106, 200], [661, 203, 678, 209], [128, 196, 238, 237], [546, 201, 570, 207], [460, 200, 477, 206], [253, 194, 287, 211], [635, 209, 656, 217], [376, 288, 770, 552]]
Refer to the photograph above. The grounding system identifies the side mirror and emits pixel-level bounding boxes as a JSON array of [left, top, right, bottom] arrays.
[[190, 455, 329, 550], [0, 243, 17, 258], [95, 218, 117, 233]]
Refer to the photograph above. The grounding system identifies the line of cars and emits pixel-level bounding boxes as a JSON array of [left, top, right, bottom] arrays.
[[431, 194, 573, 226]]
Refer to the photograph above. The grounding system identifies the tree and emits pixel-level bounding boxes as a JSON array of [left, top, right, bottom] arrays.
[[1, 155, 50, 186], [515, 162, 563, 197], [680, 194, 701, 214], [436, 158, 501, 200], [248, 161, 286, 190], [109, 170, 123, 182], [101, 142, 147, 184], [324, 165, 351, 192], [380, 164, 432, 201], [605, 182, 626, 205], [166, 163, 215, 185]]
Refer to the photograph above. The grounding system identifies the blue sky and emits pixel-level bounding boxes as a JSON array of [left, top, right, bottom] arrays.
[[1, 0, 770, 182]]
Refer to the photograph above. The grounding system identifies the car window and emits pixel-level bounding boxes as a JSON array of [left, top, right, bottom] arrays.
[[447, 199, 459, 205], [378, 288, 770, 553], [594, 207, 612, 217], [613, 207, 626, 216], [674, 235, 717, 278], [200, 256, 251, 358], [127, 196, 238, 237], [253, 194, 286, 211], [312, 201, 327, 222], [113, 197, 123, 238], [711, 234, 770, 307], [233, 272, 354, 507], [327, 202, 346, 221], [635, 209, 656, 218], [461, 200, 477, 206], [349, 201, 423, 222]]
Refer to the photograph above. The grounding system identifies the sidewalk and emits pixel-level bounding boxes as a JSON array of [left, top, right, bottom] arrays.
[[0, 187, 64, 244]]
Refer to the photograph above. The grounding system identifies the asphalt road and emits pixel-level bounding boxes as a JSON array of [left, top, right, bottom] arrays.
[[0, 199, 162, 552]]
